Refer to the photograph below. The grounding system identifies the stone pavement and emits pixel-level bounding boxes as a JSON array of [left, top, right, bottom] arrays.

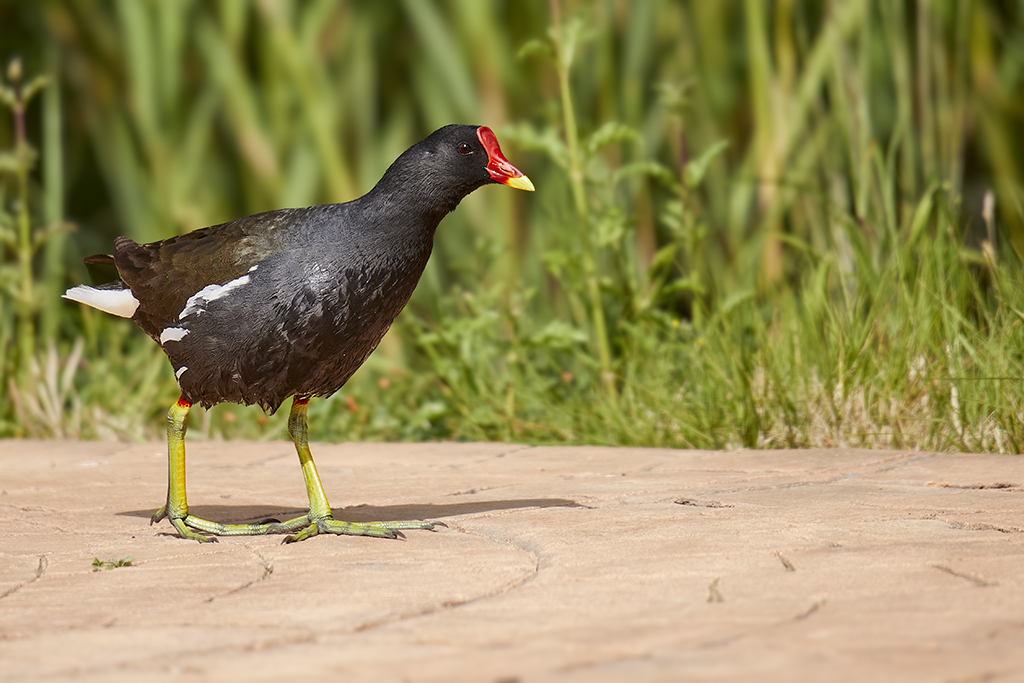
[[1, 440, 1023, 682]]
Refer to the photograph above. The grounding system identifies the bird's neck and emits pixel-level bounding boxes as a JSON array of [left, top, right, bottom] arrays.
[[365, 149, 477, 227]]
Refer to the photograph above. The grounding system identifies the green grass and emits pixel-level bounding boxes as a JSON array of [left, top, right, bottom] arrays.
[[1, 1, 1024, 451], [92, 556, 134, 572]]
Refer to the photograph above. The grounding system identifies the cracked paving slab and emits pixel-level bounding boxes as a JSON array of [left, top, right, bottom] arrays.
[[1, 441, 1023, 682]]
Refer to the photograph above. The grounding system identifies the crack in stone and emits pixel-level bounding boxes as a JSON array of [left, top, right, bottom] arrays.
[[927, 481, 1019, 490], [554, 649, 656, 676], [38, 628, 318, 680], [562, 587, 830, 672], [932, 564, 998, 587], [701, 595, 828, 650], [75, 529, 540, 674], [793, 596, 826, 620], [871, 453, 936, 472], [0, 555, 48, 599], [351, 526, 541, 635], [945, 520, 1024, 534], [701, 473, 855, 497], [494, 444, 535, 458], [675, 498, 734, 508], [774, 551, 796, 572], [707, 453, 938, 495], [445, 484, 515, 497], [205, 547, 274, 602]]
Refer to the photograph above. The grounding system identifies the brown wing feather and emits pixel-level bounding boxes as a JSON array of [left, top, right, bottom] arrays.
[[112, 209, 299, 340]]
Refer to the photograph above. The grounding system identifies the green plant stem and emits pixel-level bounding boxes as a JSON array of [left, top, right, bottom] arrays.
[[548, 0, 616, 400], [41, 45, 65, 340], [11, 65, 36, 391]]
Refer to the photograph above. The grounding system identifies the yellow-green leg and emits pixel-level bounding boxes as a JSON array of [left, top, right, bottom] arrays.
[[151, 396, 274, 542], [267, 396, 442, 543]]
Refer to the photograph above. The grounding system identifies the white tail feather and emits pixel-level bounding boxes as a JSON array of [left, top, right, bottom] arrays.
[[63, 285, 140, 318]]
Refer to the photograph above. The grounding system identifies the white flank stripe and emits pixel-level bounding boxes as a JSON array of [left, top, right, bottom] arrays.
[[248, 264, 259, 272], [175, 366, 188, 380], [160, 327, 189, 344], [63, 286, 139, 318], [180, 274, 250, 319]]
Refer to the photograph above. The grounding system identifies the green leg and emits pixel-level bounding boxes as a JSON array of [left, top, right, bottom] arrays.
[[151, 396, 274, 542], [268, 396, 443, 543]]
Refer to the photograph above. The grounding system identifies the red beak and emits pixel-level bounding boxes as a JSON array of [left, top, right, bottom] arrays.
[[477, 127, 535, 191]]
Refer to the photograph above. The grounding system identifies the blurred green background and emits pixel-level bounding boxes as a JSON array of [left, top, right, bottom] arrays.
[[2, 0, 1024, 451]]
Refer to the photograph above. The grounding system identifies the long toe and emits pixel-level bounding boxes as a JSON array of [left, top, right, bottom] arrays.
[[156, 512, 276, 541], [277, 516, 443, 543], [170, 518, 218, 543]]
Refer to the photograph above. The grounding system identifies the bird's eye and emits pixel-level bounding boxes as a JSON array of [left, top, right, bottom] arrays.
[[458, 142, 473, 155]]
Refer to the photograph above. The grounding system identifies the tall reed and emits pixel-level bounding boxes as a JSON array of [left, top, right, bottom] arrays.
[[0, 1, 1021, 450]]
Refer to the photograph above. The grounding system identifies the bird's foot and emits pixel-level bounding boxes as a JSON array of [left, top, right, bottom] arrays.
[[267, 513, 446, 544], [151, 504, 276, 543]]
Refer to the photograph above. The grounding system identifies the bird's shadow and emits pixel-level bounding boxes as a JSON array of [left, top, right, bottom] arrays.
[[118, 498, 582, 524]]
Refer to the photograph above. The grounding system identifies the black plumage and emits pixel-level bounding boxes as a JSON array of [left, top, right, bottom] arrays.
[[66, 124, 533, 542]]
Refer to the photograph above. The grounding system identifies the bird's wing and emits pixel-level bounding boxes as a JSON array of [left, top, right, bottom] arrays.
[[113, 207, 310, 340]]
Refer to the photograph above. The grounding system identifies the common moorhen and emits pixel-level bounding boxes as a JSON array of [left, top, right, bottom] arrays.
[[65, 124, 533, 542]]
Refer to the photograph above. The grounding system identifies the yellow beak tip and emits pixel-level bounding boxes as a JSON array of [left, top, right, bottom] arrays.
[[505, 175, 536, 192]]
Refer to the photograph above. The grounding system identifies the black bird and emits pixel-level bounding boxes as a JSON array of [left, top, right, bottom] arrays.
[[65, 124, 533, 543]]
